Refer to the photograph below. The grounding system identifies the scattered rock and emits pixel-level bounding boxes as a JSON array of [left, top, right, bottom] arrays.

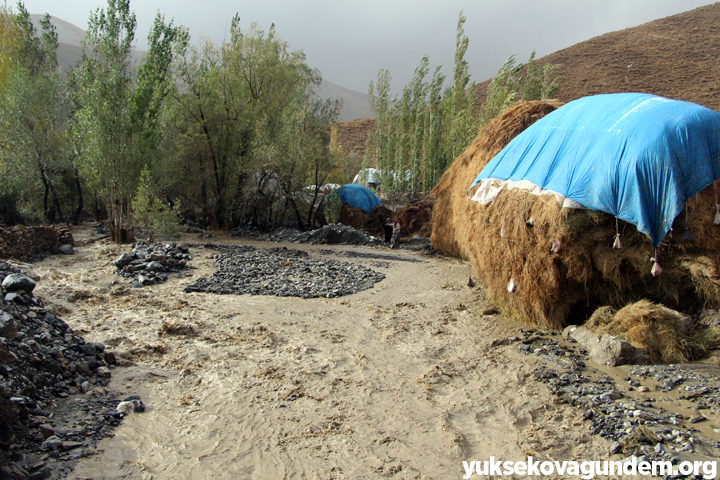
[[0, 266, 126, 479], [114, 241, 192, 286], [58, 244, 74, 255]]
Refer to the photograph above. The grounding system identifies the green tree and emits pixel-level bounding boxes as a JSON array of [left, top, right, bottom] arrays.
[[170, 17, 318, 229], [421, 66, 446, 191], [70, 0, 185, 242], [479, 51, 561, 125], [0, 4, 69, 222], [366, 69, 395, 186], [70, 0, 138, 241], [275, 96, 341, 229], [132, 166, 180, 241], [442, 12, 479, 163], [521, 50, 561, 101], [0, 3, 20, 89]]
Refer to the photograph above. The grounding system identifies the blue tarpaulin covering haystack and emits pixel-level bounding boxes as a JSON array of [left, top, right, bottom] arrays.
[[337, 184, 382, 214], [469, 93, 720, 247]]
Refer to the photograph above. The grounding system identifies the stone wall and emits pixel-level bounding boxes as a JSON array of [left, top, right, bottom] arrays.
[[0, 226, 58, 261]]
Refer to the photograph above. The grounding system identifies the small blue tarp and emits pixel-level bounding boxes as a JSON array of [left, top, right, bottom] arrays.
[[469, 93, 720, 247], [337, 184, 382, 214]]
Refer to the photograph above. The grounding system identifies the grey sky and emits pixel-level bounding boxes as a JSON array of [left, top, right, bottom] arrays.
[[19, 0, 717, 94]]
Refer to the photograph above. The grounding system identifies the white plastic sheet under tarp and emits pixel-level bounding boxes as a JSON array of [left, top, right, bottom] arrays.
[[470, 178, 585, 209]]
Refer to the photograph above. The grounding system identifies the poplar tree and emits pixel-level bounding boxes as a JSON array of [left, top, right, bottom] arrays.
[[408, 56, 429, 193], [442, 11, 478, 164], [422, 66, 446, 191], [366, 69, 394, 187]]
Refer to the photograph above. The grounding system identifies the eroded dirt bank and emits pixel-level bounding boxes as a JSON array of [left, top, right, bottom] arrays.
[[22, 229, 712, 479]]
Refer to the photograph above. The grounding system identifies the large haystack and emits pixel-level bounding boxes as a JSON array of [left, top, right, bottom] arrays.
[[431, 100, 720, 330], [431, 101, 562, 258]]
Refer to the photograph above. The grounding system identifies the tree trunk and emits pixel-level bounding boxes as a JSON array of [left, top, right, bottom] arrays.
[[71, 166, 84, 224]]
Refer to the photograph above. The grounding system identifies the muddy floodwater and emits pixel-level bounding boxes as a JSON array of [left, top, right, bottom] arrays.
[[22, 227, 719, 479]]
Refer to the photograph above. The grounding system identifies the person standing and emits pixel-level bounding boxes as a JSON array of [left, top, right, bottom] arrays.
[[384, 217, 393, 243], [391, 218, 401, 249]]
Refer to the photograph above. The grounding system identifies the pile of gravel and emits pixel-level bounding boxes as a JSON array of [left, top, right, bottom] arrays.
[[1, 261, 140, 479], [114, 241, 193, 287], [184, 245, 385, 298], [242, 224, 383, 246]]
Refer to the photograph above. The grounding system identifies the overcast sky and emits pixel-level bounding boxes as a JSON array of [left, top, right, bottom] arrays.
[[19, 0, 717, 94]]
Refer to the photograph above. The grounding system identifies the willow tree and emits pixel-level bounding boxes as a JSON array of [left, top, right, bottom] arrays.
[[170, 16, 318, 228], [0, 4, 69, 222], [70, 0, 185, 242]]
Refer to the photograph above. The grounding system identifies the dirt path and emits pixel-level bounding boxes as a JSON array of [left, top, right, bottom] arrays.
[[28, 230, 613, 479]]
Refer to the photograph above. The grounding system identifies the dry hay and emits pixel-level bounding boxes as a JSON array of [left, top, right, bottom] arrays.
[[338, 204, 366, 230], [431, 100, 720, 330], [586, 300, 720, 363], [364, 205, 393, 236], [395, 197, 435, 238], [338, 204, 394, 237], [431, 100, 562, 258]]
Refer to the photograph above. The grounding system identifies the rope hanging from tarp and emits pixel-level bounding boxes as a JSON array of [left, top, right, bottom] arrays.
[[650, 249, 662, 277], [613, 217, 622, 249]]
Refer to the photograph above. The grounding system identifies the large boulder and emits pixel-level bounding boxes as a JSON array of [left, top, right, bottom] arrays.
[[2, 274, 36, 293], [114, 253, 133, 268], [563, 325, 651, 366]]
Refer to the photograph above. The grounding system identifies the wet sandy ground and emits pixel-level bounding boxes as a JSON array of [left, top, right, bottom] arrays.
[[23, 228, 667, 479]]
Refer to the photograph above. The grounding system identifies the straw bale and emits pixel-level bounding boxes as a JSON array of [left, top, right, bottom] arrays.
[[431, 99, 720, 330], [586, 300, 720, 363]]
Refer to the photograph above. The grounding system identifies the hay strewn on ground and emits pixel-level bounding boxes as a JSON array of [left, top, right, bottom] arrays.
[[431, 100, 720, 330], [586, 300, 720, 363]]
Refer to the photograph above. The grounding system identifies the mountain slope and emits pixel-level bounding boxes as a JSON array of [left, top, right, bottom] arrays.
[[475, 3, 720, 111], [320, 80, 371, 122]]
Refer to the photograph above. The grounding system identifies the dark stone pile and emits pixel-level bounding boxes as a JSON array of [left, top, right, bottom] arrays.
[[184, 245, 385, 298], [519, 329, 720, 466], [114, 241, 193, 287], [234, 224, 384, 246], [0, 226, 59, 262], [0, 261, 137, 480]]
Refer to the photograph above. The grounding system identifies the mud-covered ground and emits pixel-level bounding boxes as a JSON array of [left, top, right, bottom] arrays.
[[12, 225, 720, 479]]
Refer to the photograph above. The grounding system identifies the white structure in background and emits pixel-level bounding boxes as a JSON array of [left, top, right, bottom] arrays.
[[352, 168, 411, 190], [302, 184, 341, 193], [352, 168, 381, 189]]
